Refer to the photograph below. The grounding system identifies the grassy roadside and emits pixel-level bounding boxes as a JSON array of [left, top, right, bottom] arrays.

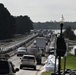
[[42, 54, 76, 75], [61, 54, 76, 70]]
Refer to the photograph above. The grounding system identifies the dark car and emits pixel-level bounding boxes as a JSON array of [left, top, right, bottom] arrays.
[[0, 60, 19, 75]]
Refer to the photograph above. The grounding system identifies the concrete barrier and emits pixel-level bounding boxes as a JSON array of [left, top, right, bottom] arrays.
[[2, 34, 38, 55]]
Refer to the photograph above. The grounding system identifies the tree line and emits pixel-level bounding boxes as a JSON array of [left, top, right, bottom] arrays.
[[1, 3, 76, 40], [33, 21, 76, 29], [0, 3, 33, 40]]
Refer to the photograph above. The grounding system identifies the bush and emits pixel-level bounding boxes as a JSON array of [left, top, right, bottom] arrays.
[[63, 26, 76, 40]]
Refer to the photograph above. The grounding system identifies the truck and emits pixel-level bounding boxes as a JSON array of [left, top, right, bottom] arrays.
[[35, 37, 46, 56], [27, 45, 42, 64]]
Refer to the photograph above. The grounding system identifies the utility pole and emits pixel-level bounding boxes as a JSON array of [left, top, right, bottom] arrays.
[[58, 15, 64, 75], [51, 15, 66, 75]]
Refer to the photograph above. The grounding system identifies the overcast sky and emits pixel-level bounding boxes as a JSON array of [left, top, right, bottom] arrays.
[[0, 0, 76, 22]]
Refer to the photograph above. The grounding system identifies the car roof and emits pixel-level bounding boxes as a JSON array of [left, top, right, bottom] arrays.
[[18, 47, 27, 50], [49, 46, 54, 49], [23, 55, 35, 57]]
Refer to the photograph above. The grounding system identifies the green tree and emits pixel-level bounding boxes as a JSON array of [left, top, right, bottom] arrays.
[[63, 26, 76, 40], [0, 3, 16, 40], [15, 15, 33, 34]]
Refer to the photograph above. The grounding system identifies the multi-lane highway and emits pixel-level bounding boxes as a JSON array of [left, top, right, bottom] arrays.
[[9, 55, 46, 75], [0, 33, 53, 75], [0, 31, 75, 75], [3, 34, 46, 75]]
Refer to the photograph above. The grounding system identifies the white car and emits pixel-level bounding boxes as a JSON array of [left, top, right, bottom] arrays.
[[0, 60, 19, 75], [33, 40, 36, 45], [17, 47, 27, 56], [69, 46, 76, 55], [20, 55, 37, 70], [48, 46, 55, 54]]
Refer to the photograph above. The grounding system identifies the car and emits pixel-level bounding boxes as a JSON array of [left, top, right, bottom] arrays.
[[17, 47, 27, 56], [48, 46, 55, 54], [69, 46, 76, 55], [33, 40, 36, 45], [20, 55, 37, 70], [0, 58, 19, 75]]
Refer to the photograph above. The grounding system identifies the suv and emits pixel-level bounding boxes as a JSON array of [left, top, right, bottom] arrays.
[[0, 60, 19, 75], [20, 55, 37, 70]]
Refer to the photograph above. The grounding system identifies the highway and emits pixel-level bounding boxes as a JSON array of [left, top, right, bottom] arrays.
[[4, 34, 47, 75], [9, 55, 46, 75], [0, 34, 37, 50], [0, 32, 75, 75], [0, 33, 54, 75]]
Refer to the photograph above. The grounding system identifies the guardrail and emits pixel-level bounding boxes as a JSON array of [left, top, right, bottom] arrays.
[[2, 34, 38, 55]]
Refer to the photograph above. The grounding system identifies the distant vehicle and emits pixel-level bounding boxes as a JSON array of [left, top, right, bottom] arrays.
[[69, 46, 76, 55], [27, 45, 42, 64], [36, 37, 46, 56], [0, 54, 19, 75], [38, 33, 43, 37], [17, 47, 27, 56], [20, 55, 37, 70], [30, 30, 34, 34], [36, 37, 46, 48], [33, 40, 36, 45], [48, 46, 55, 54]]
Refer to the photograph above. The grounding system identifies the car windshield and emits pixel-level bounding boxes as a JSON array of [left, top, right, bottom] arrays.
[[23, 56, 34, 60], [18, 49, 26, 51], [18, 47, 26, 50], [0, 60, 9, 74]]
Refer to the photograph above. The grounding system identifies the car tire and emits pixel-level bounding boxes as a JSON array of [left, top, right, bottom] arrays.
[[37, 59, 41, 65], [34, 66, 36, 70], [20, 65, 23, 69], [17, 54, 19, 56], [42, 54, 45, 57]]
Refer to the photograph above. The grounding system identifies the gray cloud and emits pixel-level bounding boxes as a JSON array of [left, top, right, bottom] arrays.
[[0, 0, 76, 22]]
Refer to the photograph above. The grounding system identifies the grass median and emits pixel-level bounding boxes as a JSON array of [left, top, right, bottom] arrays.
[[42, 54, 76, 75]]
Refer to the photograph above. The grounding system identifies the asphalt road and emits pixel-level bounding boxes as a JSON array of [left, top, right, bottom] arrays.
[[8, 39, 47, 75], [0, 34, 52, 75], [9, 55, 46, 75]]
